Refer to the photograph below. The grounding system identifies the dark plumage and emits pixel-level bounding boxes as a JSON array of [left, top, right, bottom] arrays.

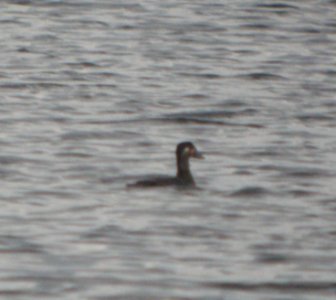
[[128, 141, 204, 188]]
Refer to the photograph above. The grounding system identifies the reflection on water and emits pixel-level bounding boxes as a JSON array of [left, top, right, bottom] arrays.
[[0, 0, 336, 299]]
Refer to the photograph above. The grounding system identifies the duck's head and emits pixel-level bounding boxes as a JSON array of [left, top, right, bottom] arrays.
[[176, 141, 204, 160]]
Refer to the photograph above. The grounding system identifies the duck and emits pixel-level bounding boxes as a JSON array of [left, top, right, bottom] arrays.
[[128, 141, 204, 188]]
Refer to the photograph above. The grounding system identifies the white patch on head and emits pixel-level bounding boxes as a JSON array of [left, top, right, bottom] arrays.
[[183, 147, 190, 155]]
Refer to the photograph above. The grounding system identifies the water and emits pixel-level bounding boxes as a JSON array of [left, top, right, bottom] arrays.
[[0, 0, 336, 299]]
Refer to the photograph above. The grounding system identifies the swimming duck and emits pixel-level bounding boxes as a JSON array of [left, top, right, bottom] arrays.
[[128, 141, 204, 187]]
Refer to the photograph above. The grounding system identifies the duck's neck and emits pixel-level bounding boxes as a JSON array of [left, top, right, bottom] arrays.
[[177, 155, 195, 185]]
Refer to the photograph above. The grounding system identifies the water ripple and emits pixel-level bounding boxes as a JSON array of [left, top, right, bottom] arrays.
[[203, 281, 336, 292], [230, 186, 271, 198]]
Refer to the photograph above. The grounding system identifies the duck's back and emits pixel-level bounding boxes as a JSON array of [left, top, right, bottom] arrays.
[[128, 175, 185, 188]]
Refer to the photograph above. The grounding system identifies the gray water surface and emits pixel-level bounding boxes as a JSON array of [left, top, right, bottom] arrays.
[[1, 1, 336, 299]]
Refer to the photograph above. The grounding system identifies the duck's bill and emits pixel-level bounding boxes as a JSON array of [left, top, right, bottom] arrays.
[[193, 150, 204, 159]]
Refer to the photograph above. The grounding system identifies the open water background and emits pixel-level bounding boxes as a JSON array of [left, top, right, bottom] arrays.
[[1, 0, 336, 299]]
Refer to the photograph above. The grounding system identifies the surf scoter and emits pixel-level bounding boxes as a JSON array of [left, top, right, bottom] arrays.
[[128, 141, 204, 187]]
